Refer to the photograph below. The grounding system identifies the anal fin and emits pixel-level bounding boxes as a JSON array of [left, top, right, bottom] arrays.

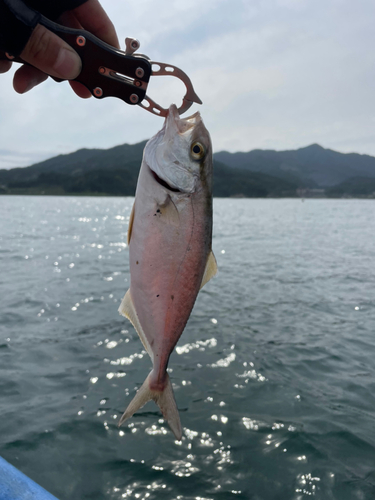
[[118, 289, 153, 361]]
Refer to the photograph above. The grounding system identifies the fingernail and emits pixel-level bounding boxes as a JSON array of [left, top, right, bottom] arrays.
[[53, 48, 81, 80], [23, 79, 37, 93], [21, 73, 49, 94]]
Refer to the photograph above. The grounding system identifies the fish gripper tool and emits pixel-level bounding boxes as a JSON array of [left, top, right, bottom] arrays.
[[0, 16, 202, 117]]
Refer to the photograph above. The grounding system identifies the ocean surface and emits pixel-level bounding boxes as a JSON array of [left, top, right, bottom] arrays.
[[0, 196, 375, 500]]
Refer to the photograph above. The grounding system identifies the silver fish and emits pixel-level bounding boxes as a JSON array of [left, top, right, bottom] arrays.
[[118, 104, 217, 439]]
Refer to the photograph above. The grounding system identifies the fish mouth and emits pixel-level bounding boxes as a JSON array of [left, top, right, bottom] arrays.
[[166, 104, 201, 135], [148, 164, 182, 193]]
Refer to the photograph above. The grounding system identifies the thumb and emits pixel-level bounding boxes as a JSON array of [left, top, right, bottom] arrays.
[[21, 24, 81, 80]]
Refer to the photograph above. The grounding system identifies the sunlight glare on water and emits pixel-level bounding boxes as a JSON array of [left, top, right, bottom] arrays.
[[1, 197, 375, 499]]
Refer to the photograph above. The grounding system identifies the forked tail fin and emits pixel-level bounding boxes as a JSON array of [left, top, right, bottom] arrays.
[[118, 371, 182, 440]]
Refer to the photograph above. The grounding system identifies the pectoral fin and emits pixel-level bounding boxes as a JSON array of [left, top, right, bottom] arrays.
[[159, 196, 180, 226], [118, 290, 153, 361], [200, 250, 218, 289]]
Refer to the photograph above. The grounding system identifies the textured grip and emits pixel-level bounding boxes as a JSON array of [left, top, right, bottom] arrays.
[[0, 16, 152, 106], [39, 16, 152, 105]]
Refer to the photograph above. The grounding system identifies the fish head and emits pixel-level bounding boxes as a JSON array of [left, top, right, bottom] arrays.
[[144, 104, 212, 194]]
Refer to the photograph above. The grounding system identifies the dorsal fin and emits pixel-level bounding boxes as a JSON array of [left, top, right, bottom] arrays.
[[127, 203, 135, 245], [200, 250, 218, 289]]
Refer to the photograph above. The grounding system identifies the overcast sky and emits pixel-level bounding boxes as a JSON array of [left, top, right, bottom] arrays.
[[1, 0, 375, 169]]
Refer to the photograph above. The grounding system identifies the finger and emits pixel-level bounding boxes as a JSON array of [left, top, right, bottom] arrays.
[[58, 11, 82, 30], [69, 80, 92, 98], [20, 23, 81, 80], [58, 11, 92, 98], [54, 11, 92, 99], [13, 64, 48, 93], [0, 60, 12, 74], [73, 0, 120, 48], [55, 14, 91, 98]]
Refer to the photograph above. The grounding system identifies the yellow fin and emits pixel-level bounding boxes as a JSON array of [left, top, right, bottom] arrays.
[[118, 290, 153, 361], [127, 203, 135, 245], [200, 250, 218, 289]]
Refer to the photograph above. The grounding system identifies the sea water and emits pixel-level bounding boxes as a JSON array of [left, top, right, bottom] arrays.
[[0, 196, 375, 500]]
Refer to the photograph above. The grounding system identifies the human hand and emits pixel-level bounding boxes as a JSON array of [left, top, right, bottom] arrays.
[[1, 0, 119, 98]]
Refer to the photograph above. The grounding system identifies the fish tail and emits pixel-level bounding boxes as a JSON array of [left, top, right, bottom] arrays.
[[118, 371, 182, 440]]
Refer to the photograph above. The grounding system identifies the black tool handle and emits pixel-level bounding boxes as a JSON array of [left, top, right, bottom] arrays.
[[0, 16, 152, 106]]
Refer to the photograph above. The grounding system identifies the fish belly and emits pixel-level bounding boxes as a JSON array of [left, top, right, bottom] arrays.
[[129, 191, 210, 380]]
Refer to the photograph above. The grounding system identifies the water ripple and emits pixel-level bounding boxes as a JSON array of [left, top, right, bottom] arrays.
[[1, 197, 375, 500]]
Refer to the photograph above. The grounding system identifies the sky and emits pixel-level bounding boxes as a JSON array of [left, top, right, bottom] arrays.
[[1, 0, 375, 169]]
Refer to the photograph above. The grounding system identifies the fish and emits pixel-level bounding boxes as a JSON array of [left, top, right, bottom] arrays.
[[118, 104, 217, 440]]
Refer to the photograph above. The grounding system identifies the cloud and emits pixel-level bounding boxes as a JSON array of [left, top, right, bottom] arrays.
[[1, 0, 375, 169]]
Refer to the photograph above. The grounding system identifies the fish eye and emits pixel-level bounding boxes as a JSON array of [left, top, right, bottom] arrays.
[[191, 142, 206, 161]]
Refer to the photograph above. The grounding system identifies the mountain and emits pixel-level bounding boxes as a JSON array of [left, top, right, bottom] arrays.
[[212, 161, 297, 197], [326, 177, 375, 197], [0, 141, 299, 197], [214, 144, 375, 187], [1, 142, 375, 197], [0, 142, 147, 184]]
